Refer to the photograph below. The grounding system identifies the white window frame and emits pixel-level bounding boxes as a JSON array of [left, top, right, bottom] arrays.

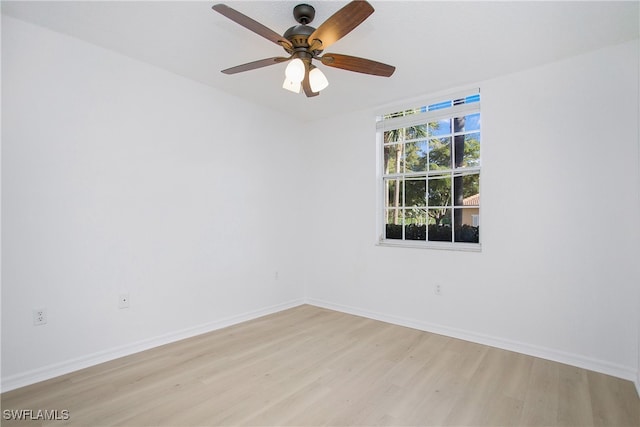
[[375, 89, 481, 251]]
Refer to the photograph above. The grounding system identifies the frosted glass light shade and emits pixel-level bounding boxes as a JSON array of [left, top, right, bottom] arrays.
[[282, 78, 301, 93], [309, 67, 329, 92], [285, 58, 305, 83]]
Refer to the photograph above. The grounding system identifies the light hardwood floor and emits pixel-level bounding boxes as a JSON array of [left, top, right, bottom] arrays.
[[2, 305, 639, 426]]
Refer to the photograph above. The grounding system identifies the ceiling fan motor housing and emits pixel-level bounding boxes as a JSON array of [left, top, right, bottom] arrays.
[[283, 24, 315, 49]]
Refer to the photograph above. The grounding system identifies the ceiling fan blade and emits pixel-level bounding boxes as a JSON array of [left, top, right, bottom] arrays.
[[308, 1, 374, 51], [222, 57, 290, 75], [213, 4, 292, 49], [302, 62, 319, 97], [319, 53, 395, 77]]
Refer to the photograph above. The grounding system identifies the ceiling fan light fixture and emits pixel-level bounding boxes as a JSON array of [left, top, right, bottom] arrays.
[[309, 65, 329, 92], [282, 77, 301, 93], [284, 58, 306, 83], [213, 1, 395, 98]]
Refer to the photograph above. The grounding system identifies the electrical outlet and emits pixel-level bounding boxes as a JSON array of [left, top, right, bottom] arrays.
[[434, 284, 442, 296], [33, 308, 47, 326], [118, 293, 130, 309]]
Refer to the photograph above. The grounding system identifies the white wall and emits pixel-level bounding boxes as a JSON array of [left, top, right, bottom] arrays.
[[3, 14, 639, 392], [1, 16, 306, 389], [637, 28, 640, 395], [304, 39, 640, 382]]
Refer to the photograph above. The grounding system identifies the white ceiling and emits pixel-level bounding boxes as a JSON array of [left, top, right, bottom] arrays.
[[2, 1, 638, 121]]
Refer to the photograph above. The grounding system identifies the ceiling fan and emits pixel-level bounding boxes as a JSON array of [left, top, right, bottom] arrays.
[[212, 1, 396, 97]]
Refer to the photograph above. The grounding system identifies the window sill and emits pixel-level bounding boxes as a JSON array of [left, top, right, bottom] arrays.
[[376, 239, 482, 252]]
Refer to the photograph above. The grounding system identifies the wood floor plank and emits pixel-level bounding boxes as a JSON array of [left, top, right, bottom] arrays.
[[587, 370, 640, 427], [557, 364, 593, 427], [2, 305, 638, 427], [518, 357, 561, 426]]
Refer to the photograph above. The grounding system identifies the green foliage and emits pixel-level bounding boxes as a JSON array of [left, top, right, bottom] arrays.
[[428, 138, 451, 170], [463, 136, 480, 167], [385, 224, 479, 243], [461, 174, 479, 199]]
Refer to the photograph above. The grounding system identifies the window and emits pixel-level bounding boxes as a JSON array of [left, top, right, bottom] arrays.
[[377, 90, 481, 250]]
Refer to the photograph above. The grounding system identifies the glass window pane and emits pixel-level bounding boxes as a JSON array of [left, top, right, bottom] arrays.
[[383, 144, 403, 174], [428, 137, 451, 170], [454, 208, 480, 243], [464, 113, 480, 131], [463, 132, 481, 167], [428, 177, 451, 207], [404, 179, 426, 207], [405, 208, 427, 241], [385, 209, 402, 239], [454, 174, 480, 206], [385, 179, 403, 208], [453, 117, 466, 134], [405, 141, 428, 173], [453, 134, 465, 168], [404, 124, 428, 140], [453, 114, 481, 133], [428, 208, 452, 242], [383, 129, 402, 143], [430, 119, 451, 136]]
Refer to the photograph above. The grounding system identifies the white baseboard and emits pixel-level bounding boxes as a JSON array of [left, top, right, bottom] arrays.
[[1, 298, 305, 393], [307, 298, 638, 384]]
